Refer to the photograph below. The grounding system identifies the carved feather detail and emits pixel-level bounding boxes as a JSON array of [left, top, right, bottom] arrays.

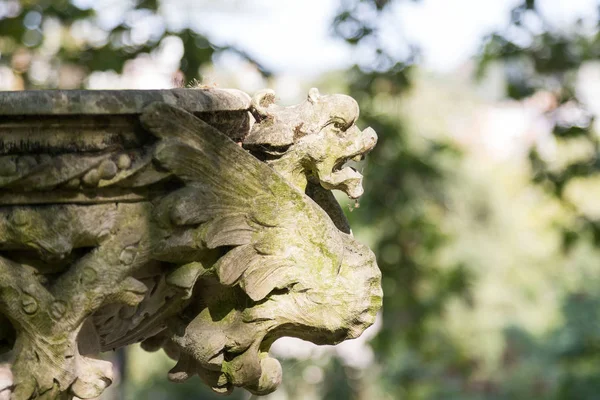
[[142, 102, 343, 302], [134, 101, 381, 395]]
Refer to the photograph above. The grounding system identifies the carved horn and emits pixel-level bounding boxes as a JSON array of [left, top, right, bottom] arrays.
[[308, 87, 321, 103]]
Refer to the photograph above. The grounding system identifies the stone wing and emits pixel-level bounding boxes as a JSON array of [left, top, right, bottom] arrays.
[[141, 103, 343, 301]]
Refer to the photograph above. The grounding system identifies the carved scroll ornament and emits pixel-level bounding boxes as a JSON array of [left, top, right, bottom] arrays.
[[0, 87, 382, 399]]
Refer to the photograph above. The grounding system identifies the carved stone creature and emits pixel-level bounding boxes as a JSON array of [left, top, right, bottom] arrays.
[[0, 88, 382, 399]]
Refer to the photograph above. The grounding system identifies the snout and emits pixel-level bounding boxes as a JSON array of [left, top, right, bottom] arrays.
[[362, 127, 378, 153], [350, 127, 377, 162]]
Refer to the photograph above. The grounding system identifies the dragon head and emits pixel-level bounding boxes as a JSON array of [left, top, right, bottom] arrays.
[[244, 88, 377, 199]]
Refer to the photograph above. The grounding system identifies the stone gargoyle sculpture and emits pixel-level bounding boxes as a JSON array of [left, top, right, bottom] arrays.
[[0, 87, 382, 399]]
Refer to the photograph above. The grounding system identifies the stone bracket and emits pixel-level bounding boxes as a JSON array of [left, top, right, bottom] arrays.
[[0, 88, 382, 399]]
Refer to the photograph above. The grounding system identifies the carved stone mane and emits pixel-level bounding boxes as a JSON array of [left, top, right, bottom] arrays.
[[0, 88, 382, 399]]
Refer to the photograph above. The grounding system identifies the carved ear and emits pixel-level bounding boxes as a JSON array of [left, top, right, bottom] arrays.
[[308, 88, 320, 104], [251, 89, 276, 120]]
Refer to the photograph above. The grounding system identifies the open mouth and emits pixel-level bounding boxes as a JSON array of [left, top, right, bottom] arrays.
[[331, 127, 377, 175], [320, 163, 365, 199], [332, 153, 364, 173]]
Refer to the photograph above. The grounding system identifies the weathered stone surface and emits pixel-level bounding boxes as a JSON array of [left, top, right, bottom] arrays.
[[0, 88, 382, 399], [0, 88, 251, 155], [0, 88, 250, 115]]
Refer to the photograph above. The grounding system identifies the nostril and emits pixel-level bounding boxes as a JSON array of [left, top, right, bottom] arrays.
[[362, 127, 378, 146], [363, 135, 377, 150]]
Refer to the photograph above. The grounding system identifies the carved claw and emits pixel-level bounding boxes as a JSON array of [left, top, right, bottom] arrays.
[[9, 337, 113, 400], [307, 88, 320, 104], [166, 319, 281, 396], [68, 357, 113, 399], [226, 341, 282, 396], [247, 355, 282, 396]]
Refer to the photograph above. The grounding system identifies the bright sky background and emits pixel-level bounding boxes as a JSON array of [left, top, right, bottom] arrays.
[[170, 0, 600, 76], [71, 0, 600, 91]]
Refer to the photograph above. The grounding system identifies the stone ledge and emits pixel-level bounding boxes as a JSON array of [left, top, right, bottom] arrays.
[[0, 88, 250, 115]]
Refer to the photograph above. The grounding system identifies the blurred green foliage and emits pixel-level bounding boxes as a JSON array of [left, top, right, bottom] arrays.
[[331, 1, 474, 398], [328, 0, 600, 398], [474, 1, 600, 398], [337, 1, 600, 399], [0, 0, 201, 87], [0, 0, 270, 88]]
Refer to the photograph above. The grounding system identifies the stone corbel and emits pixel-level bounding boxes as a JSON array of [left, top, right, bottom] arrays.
[[0, 88, 382, 399]]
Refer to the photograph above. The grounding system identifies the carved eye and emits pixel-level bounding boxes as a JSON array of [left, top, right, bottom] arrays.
[[328, 119, 347, 132]]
